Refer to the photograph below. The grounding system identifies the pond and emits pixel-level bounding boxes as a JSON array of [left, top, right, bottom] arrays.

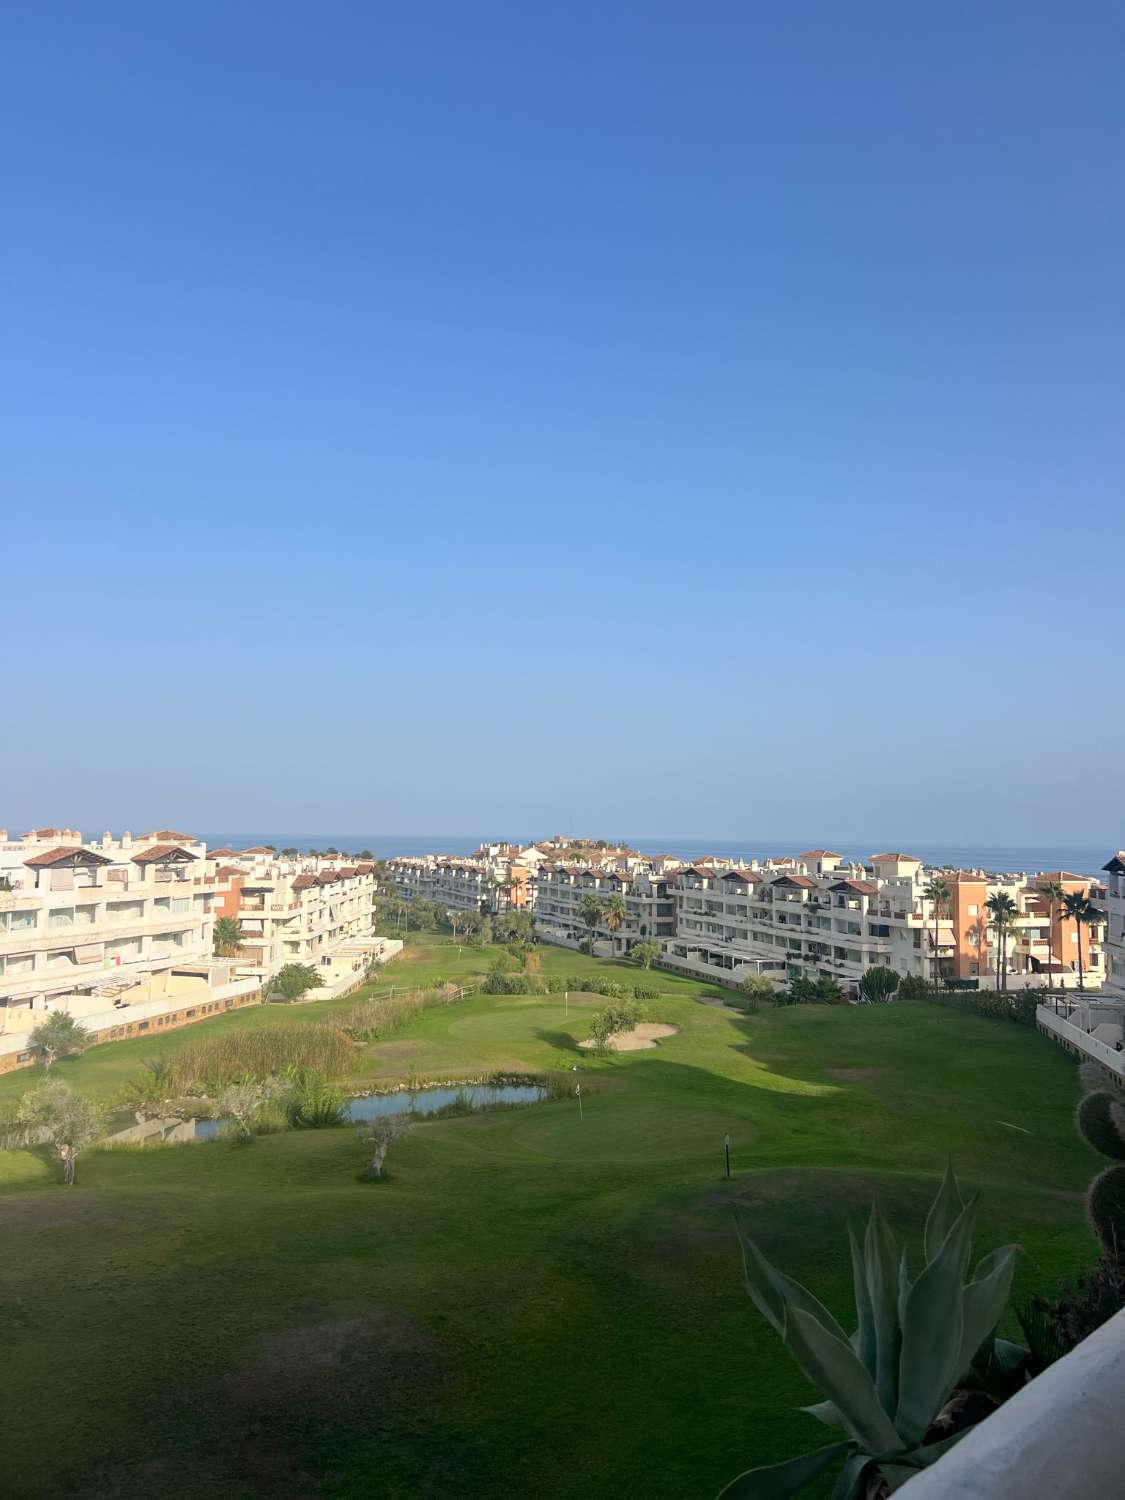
[[185, 1081, 548, 1141]]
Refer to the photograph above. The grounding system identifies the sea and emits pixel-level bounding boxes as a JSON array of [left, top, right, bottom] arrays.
[[201, 834, 1115, 878]]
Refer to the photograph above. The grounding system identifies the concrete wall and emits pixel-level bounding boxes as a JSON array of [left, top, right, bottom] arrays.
[[899, 1309, 1125, 1498], [0, 979, 263, 1075]]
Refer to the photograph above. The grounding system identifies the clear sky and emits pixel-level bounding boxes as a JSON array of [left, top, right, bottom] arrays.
[[3, 2, 1123, 843]]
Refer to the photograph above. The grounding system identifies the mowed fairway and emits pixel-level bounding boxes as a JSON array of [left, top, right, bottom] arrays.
[[0, 938, 1100, 1498]]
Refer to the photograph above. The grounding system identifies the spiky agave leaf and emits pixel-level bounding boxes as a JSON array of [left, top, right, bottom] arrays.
[[847, 1221, 876, 1377], [895, 1195, 977, 1447], [864, 1200, 901, 1418], [783, 1308, 901, 1454], [957, 1244, 1020, 1379], [923, 1164, 964, 1265], [717, 1441, 853, 1499], [736, 1223, 851, 1347]]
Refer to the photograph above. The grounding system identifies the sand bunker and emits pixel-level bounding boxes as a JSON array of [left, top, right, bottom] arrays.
[[579, 1023, 679, 1052]]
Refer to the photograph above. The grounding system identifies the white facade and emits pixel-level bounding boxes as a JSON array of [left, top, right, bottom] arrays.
[[533, 863, 677, 954], [1102, 852, 1125, 1000], [0, 833, 217, 1028], [215, 860, 381, 980]]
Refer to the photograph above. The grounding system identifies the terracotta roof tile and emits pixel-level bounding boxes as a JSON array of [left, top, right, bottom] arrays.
[[131, 843, 197, 864], [24, 845, 112, 868]]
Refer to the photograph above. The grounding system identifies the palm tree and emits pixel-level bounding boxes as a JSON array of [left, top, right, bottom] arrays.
[[602, 894, 626, 950], [923, 877, 951, 986], [213, 916, 244, 957], [1039, 880, 1066, 985], [1061, 890, 1099, 992], [579, 894, 604, 956], [985, 891, 1019, 990]]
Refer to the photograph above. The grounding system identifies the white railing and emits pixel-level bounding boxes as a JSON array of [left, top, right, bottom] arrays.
[[899, 1308, 1125, 1497], [1037, 1005, 1125, 1079]]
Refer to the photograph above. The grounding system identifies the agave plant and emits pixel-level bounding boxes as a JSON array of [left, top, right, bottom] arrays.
[[720, 1168, 1024, 1498]]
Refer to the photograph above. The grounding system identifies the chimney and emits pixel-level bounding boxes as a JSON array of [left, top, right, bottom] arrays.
[[121, 830, 133, 848]]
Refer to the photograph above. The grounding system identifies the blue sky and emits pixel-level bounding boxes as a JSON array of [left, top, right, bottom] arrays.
[[3, 2, 1123, 843]]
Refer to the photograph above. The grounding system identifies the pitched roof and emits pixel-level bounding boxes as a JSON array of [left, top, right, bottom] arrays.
[[216, 865, 244, 879], [870, 852, 919, 863], [721, 868, 761, 883], [1103, 853, 1125, 875], [209, 847, 238, 857], [798, 849, 841, 859], [291, 874, 320, 891], [355, 862, 374, 874], [830, 878, 879, 896], [24, 845, 112, 869], [773, 874, 816, 888], [131, 843, 197, 864], [141, 829, 194, 841], [240, 846, 275, 855]]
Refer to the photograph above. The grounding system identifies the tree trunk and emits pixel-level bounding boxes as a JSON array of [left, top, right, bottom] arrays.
[[62, 1148, 76, 1186], [995, 926, 1001, 991], [1077, 922, 1085, 991], [369, 1142, 387, 1178]]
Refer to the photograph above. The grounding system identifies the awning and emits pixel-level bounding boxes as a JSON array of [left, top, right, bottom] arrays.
[[75, 943, 105, 964]]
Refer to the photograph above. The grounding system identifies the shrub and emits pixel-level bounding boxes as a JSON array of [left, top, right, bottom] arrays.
[[268, 963, 324, 1002], [285, 1074, 347, 1129], [896, 975, 932, 1002], [858, 966, 900, 1004], [633, 983, 659, 1000], [587, 999, 645, 1050]]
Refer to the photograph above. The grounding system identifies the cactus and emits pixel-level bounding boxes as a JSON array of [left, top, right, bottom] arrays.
[[1076, 1091, 1125, 1161], [1088, 1166, 1125, 1257], [1075, 1067, 1125, 1255]]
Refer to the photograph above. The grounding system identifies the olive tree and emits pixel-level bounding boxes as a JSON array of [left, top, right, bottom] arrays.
[[29, 1010, 92, 1069], [360, 1115, 413, 1178], [216, 1079, 280, 1141], [10, 1080, 102, 1185]]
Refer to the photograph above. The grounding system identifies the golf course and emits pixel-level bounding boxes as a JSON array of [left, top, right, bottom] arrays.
[[0, 935, 1101, 1498]]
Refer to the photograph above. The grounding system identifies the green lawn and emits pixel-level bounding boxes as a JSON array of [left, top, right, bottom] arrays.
[[0, 935, 1099, 1498]]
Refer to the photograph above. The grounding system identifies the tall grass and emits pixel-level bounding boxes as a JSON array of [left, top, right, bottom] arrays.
[[336, 982, 467, 1042], [162, 1025, 357, 1095]]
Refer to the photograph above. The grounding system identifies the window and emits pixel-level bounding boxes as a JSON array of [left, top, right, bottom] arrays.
[[968, 904, 978, 916], [49, 907, 75, 930]]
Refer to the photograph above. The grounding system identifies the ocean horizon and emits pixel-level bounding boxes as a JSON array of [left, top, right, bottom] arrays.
[[200, 833, 1117, 878]]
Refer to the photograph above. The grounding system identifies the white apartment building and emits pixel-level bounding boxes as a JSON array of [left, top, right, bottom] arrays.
[[215, 860, 382, 982], [0, 832, 217, 1030], [662, 850, 1105, 991], [533, 863, 678, 954], [1102, 852, 1125, 1000], [388, 852, 536, 913]]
